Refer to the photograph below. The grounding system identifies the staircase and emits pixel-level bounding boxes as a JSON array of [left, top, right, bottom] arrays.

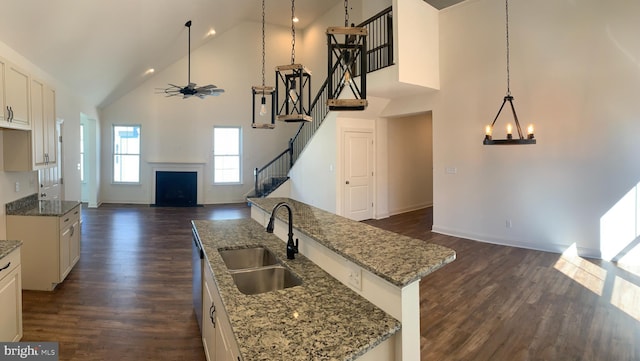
[[253, 7, 393, 198]]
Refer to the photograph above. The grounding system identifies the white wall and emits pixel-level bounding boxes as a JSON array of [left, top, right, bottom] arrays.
[[387, 112, 433, 215], [0, 40, 98, 238], [431, 0, 640, 258], [99, 22, 299, 205], [289, 113, 339, 213]]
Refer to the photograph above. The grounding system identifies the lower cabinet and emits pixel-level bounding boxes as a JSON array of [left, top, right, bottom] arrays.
[[0, 247, 23, 342], [7, 205, 81, 291], [202, 264, 241, 361]]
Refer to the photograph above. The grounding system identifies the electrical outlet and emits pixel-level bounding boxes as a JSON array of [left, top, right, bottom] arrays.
[[506, 219, 512, 228], [15, 182, 20, 192], [347, 263, 362, 291], [445, 167, 457, 174]]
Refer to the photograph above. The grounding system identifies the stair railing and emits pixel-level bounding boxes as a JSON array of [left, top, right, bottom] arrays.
[[254, 7, 393, 197]]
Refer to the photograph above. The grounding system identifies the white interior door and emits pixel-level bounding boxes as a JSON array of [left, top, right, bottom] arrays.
[[343, 130, 374, 221]]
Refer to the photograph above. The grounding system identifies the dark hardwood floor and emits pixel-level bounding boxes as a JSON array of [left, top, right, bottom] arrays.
[[21, 204, 639, 360]]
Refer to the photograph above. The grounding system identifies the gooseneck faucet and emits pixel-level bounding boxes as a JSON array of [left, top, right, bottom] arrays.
[[266, 202, 299, 259]]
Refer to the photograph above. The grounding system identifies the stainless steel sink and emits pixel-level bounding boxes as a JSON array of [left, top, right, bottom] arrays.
[[219, 247, 279, 270], [229, 266, 303, 295]]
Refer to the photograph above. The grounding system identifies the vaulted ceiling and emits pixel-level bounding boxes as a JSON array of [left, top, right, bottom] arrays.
[[0, 0, 465, 108]]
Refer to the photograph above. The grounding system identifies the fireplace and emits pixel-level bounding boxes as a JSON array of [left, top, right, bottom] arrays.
[[154, 171, 197, 207]]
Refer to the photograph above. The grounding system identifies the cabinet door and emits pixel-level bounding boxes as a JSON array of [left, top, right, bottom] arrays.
[[70, 219, 80, 268], [0, 265, 22, 342], [4, 62, 30, 130], [202, 278, 216, 361], [60, 224, 72, 281], [31, 78, 46, 167], [44, 85, 56, 165], [0, 57, 6, 124]]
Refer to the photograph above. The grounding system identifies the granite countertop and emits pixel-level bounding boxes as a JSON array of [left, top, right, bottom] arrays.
[[192, 219, 401, 361], [0, 240, 22, 260], [248, 197, 457, 287], [6, 194, 80, 217]]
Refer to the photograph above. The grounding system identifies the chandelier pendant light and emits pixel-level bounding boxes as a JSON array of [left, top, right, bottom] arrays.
[[252, 0, 275, 129], [275, 0, 312, 122], [327, 0, 368, 111], [483, 0, 535, 145]]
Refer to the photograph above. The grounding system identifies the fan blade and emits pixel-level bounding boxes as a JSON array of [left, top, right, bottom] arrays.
[[196, 84, 217, 90]]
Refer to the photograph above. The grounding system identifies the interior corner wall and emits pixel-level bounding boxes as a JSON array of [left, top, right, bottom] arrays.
[[387, 112, 433, 215], [289, 113, 339, 214], [432, 0, 640, 258]]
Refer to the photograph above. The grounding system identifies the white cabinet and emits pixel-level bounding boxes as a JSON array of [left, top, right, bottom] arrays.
[[31, 78, 56, 167], [7, 205, 81, 291], [2, 74, 56, 172], [0, 247, 23, 342], [202, 264, 241, 361], [0, 57, 30, 130]]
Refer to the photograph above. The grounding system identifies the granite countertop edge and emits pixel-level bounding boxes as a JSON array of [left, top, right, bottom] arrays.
[[0, 240, 23, 260], [192, 219, 401, 361], [6, 199, 81, 217], [248, 197, 457, 287]]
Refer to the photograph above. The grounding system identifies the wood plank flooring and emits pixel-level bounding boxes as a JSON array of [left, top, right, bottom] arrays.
[[20, 204, 639, 360], [364, 208, 640, 361]]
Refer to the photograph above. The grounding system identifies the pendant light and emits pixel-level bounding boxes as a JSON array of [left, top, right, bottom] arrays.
[[483, 0, 535, 145], [252, 0, 275, 129], [327, 0, 368, 111], [275, 0, 312, 122]]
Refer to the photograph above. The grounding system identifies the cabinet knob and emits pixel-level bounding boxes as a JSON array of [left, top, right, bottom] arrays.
[[40, 193, 47, 197], [346, 180, 350, 184]]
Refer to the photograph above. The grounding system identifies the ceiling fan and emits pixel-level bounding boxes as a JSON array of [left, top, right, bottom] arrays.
[[159, 20, 224, 99]]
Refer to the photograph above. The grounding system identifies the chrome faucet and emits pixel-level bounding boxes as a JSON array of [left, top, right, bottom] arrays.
[[266, 202, 299, 259]]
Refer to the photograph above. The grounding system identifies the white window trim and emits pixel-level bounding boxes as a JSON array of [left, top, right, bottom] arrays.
[[112, 124, 142, 185], [213, 126, 243, 185]]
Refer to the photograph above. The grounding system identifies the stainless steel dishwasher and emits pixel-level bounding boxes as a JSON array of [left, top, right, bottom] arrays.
[[192, 228, 204, 331]]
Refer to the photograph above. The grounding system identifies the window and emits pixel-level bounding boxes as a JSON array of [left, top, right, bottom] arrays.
[[213, 126, 241, 184], [113, 125, 141, 183]]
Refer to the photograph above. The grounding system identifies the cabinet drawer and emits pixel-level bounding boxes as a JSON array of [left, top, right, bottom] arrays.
[[59, 206, 80, 229], [0, 248, 20, 279]]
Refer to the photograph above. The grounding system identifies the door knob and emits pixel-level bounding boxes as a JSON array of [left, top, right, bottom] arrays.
[[346, 181, 350, 184]]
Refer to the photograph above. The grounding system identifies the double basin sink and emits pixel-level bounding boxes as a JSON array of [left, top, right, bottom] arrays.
[[218, 246, 302, 295]]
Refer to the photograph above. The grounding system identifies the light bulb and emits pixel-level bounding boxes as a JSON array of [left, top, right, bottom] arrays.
[[506, 123, 512, 135], [288, 79, 298, 104], [527, 124, 535, 139], [344, 71, 351, 85], [485, 125, 492, 136], [259, 96, 267, 116]]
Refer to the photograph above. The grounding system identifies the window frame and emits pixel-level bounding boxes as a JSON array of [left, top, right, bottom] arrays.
[[112, 124, 141, 184], [213, 126, 242, 185]]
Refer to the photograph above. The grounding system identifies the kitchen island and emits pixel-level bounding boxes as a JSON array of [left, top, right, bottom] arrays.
[[248, 197, 456, 360], [193, 219, 401, 360]]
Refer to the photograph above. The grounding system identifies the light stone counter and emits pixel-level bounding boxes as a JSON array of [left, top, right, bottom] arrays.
[[192, 219, 401, 361], [0, 240, 22, 260], [247, 197, 456, 287]]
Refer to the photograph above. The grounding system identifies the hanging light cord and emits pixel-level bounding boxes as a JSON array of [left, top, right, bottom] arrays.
[[291, 0, 296, 64], [344, 0, 349, 26], [505, 0, 511, 96], [261, 0, 266, 87]]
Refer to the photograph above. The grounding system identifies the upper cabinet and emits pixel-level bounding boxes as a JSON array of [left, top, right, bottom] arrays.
[[31, 78, 57, 168], [3, 77, 57, 171], [0, 57, 31, 130]]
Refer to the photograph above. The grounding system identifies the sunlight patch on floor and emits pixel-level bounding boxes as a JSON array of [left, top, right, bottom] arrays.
[[554, 249, 606, 296]]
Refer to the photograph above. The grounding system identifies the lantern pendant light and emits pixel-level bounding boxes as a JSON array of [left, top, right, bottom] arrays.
[[327, 0, 368, 111], [483, 0, 536, 145], [252, 0, 275, 129], [275, 0, 312, 122]]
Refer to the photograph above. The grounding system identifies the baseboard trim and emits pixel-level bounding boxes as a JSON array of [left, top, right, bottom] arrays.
[[431, 225, 602, 259]]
